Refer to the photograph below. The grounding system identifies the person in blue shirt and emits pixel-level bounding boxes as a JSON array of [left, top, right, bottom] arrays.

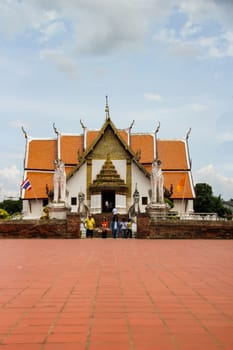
[[110, 215, 120, 239]]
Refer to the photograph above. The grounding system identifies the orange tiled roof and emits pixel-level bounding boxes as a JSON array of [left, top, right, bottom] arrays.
[[157, 140, 189, 170], [60, 135, 83, 165], [130, 135, 189, 170], [23, 172, 53, 199], [65, 166, 76, 175], [131, 134, 154, 163], [22, 167, 76, 199], [163, 172, 194, 199], [143, 164, 153, 173], [87, 131, 99, 148], [27, 139, 56, 170], [118, 130, 128, 144], [23, 120, 193, 200], [26, 130, 189, 173]]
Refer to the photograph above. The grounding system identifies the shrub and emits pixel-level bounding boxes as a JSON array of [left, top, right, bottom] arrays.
[[0, 208, 10, 219]]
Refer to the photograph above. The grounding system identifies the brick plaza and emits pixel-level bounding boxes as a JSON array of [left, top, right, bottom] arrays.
[[0, 239, 232, 349]]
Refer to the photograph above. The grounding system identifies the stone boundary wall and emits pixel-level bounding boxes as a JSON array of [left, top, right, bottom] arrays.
[[0, 213, 80, 239], [0, 213, 232, 239], [137, 214, 233, 239]]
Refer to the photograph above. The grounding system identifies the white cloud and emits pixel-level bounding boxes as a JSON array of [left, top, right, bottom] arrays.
[[180, 21, 201, 39], [71, 3, 149, 54], [0, 53, 32, 79], [0, 165, 20, 180], [194, 164, 233, 199], [154, 26, 233, 59], [216, 132, 233, 143], [0, 0, 177, 56], [0, 1, 53, 38], [144, 93, 163, 102], [40, 49, 78, 78], [155, 102, 208, 117], [39, 21, 66, 42], [178, 1, 218, 23], [0, 166, 21, 201], [9, 120, 27, 129], [188, 103, 208, 112], [216, 112, 233, 143], [0, 95, 82, 120], [151, 0, 233, 59], [0, 0, 233, 59], [179, 0, 233, 28], [153, 29, 201, 58]]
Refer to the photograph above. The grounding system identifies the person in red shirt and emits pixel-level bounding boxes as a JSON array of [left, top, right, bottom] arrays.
[[100, 216, 109, 238]]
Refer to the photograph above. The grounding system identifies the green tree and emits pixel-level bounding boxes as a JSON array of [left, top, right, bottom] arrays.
[[194, 183, 230, 218], [194, 183, 213, 213], [0, 199, 22, 215]]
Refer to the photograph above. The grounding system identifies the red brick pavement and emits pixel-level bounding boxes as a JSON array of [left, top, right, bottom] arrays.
[[0, 239, 232, 350]]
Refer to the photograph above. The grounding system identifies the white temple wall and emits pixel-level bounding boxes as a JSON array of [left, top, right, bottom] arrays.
[[112, 160, 126, 181], [186, 199, 194, 212], [131, 162, 151, 212], [91, 194, 101, 214], [92, 160, 105, 181], [112, 160, 127, 213], [116, 194, 127, 214], [67, 163, 87, 212], [173, 200, 184, 213], [22, 199, 44, 219], [172, 199, 193, 214]]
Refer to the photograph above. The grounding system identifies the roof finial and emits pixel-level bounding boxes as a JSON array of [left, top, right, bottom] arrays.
[[154, 121, 160, 161], [105, 95, 110, 120], [80, 119, 87, 130], [129, 120, 135, 131], [21, 126, 28, 139], [53, 122, 59, 135], [155, 121, 160, 134], [186, 127, 191, 140]]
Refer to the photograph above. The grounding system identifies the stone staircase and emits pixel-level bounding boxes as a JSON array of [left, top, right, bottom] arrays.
[[90, 212, 129, 238]]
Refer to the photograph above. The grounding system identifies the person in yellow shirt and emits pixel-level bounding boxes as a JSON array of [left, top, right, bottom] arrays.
[[127, 218, 132, 238], [84, 214, 95, 238]]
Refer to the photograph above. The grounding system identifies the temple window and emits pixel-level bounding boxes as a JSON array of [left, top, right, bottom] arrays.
[[71, 197, 77, 205]]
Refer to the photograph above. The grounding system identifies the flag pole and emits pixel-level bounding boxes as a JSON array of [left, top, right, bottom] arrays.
[[21, 179, 40, 215]]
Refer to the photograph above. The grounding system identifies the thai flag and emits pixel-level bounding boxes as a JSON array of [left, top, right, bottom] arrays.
[[21, 178, 32, 191]]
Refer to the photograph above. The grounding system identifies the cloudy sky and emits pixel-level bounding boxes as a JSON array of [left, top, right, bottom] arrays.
[[0, 0, 233, 201]]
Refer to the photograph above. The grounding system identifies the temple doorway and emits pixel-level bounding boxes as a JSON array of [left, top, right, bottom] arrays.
[[102, 191, 115, 212]]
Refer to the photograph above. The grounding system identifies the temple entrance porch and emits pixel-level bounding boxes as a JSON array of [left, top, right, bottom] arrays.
[[102, 190, 115, 213], [90, 191, 127, 214]]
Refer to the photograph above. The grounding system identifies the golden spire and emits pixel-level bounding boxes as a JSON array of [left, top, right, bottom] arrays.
[[105, 95, 110, 120]]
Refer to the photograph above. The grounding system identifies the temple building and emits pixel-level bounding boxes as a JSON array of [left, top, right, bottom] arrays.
[[21, 101, 195, 219]]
